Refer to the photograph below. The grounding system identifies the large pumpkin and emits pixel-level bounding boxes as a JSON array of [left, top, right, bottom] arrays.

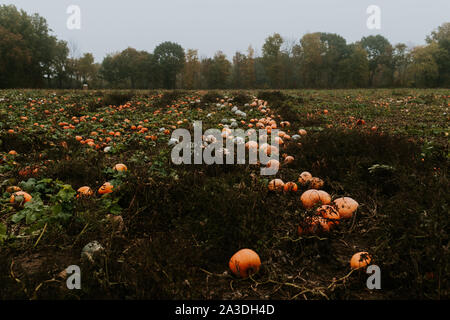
[[300, 190, 331, 209], [98, 182, 114, 195], [229, 249, 261, 278]]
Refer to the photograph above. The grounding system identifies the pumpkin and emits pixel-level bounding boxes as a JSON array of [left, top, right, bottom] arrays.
[[229, 249, 261, 278], [298, 216, 330, 235], [334, 197, 359, 219], [10, 191, 32, 204], [283, 156, 294, 165], [113, 163, 128, 172], [309, 177, 324, 189], [316, 205, 340, 228], [6, 186, 21, 193], [350, 252, 372, 269], [266, 159, 280, 171], [77, 186, 93, 198], [300, 189, 331, 209], [268, 179, 284, 191], [298, 171, 313, 186], [245, 141, 258, 150], [298, 129, 307, 136], [283, 182, 298, 192], [98, 182, 114, 195]]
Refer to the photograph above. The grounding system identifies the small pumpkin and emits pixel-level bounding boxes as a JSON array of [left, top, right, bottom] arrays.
[[268, 179, 284, 192], [113, 163, 128, 172], [266, 159, 280, 171], [98, 182, 114, 195], [6, 186, 21, 193], [77, 186, 93, 198], [298, 216, 330, 235], [283, 182, 298, 192], [229, 249, 261, 278], [10, 191, 32, 204], [298, 171, 313, 186], [350, 252, 372, 269], [309, 177, 324, 189]]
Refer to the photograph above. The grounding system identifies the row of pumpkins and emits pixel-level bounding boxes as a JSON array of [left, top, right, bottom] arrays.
[[227, 98, 371, 279], [9, 163, 128, 205]]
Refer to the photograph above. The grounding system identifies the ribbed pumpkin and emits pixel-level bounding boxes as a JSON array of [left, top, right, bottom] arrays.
[[113, 163, 128, 172], [298, 171, 313, 186], [77, 186, 93, 198], [10, 191, 32, 204], [300, 190, 331, 209]]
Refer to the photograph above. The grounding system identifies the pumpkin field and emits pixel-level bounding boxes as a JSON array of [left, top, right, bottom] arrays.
[[0, 89, 448, 300]]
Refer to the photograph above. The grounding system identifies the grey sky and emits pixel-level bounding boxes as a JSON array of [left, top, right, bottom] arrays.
[[3, 0, 449, 62]]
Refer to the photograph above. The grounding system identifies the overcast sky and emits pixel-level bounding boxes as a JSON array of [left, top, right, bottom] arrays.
[[2, 0, 449, 61]]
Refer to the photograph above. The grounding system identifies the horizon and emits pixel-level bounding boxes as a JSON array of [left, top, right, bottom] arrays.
[[2, 0, 449, 62]]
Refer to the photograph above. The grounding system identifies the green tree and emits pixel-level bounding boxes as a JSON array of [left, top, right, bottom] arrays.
[[153, 41, 185, 89], [262, 33, 284, 88], [360, 35, 394, 87]]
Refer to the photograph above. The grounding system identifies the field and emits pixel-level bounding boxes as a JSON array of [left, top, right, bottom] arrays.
[[0, 89, 448, 300]]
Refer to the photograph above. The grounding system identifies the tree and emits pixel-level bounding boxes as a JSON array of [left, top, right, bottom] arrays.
[[360, 35, 394, 87], [202, 51, 231, 89], [262, 33, 284, 88], [406, 44, 440, 87], [182, 49, 201, 89], [426, 23, 450, 87], [0, 4, 62, 87], [153, 42, 185, 89], [299, 33, 323, 88]]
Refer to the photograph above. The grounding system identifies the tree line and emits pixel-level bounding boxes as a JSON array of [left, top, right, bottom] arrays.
[[1, 4, 449, 89]]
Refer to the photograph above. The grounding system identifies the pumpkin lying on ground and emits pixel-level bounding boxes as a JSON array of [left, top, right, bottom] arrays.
[[298, 171, 313, 186], [334, 197, 359, 219], [309, 177, 324, 189], [298, 216, 330, 235], [268, 179, 284, 192], [229, 249, 261, 278], [300, 189, 331, 209], [283, 182, 298, 192], [113, 163, 127, 172], [98, 182, 114, 195], [316, 205, 340, 228], [77, 186, 93, 198], [10, 191, 32, 204], [350, 252, 372, 269], [6, 186, 21, 193]]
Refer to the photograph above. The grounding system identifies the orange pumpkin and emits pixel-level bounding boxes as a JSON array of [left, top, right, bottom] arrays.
[[77, 186, 93, 198], [309, 177, 324, 189], [283, 182, 298, 192], [298, 171, 313, 186], [229, 249, 261, 278], [268, 179, 284, 192], [298, 216, 330, 235], [10, 191, 32, 204], [266, 159, 280, 171], [283, 156, 294, 165], [300, 190, 331, 209], [350, 252, 372, 269], [334, 197, 359, 219], [316, 205, 340, 228], [113, 163, 128, 172], [6, 186, 21, 193], [98, 182, 114, 195]]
